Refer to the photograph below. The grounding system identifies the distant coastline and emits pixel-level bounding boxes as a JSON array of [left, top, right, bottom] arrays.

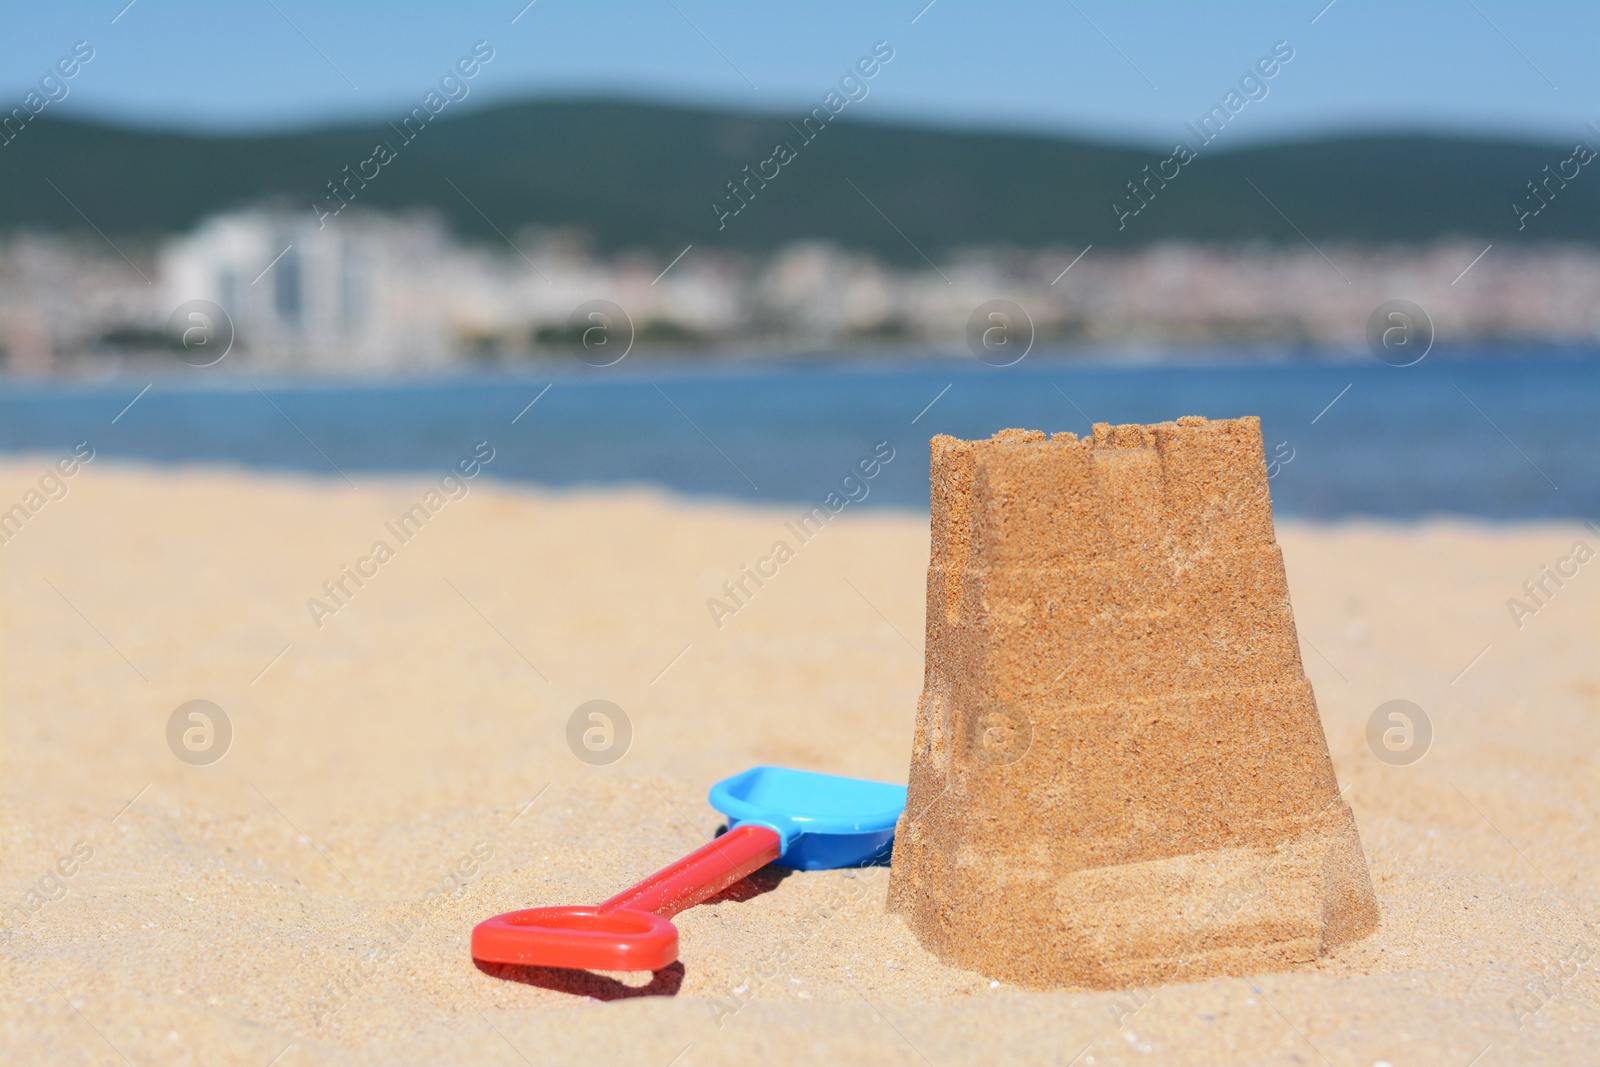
[[5, 98, 1597, 374], [3, 211, 1596, 375]]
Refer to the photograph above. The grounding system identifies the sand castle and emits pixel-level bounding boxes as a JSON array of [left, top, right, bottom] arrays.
[[887, 417, 1378, 988]]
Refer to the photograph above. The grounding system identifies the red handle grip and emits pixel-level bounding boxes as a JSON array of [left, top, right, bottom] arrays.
[[601, 823, 781, 918], [471, 823, 782, 971]]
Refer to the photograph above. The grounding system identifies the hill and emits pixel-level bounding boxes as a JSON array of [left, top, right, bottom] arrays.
[[0, 97, 1591, 261]]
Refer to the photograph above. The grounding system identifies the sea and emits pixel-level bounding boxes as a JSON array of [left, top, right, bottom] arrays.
[[0, 351, 1593, 520]]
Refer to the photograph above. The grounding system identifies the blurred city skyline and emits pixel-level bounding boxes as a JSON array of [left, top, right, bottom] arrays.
[[5, 204, 1597, 375]]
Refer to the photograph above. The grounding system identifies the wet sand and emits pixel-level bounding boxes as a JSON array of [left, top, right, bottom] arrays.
[[1, 459, 1595, 1065]]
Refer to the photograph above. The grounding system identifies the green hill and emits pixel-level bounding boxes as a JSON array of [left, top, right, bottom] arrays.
[[0, 97, 1590, 261]]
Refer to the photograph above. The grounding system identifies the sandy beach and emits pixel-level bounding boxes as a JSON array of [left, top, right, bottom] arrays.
[[1, 457, 1595, 1066]]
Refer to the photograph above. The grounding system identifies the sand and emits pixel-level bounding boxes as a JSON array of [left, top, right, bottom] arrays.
[[0, 457, 1595, 1066], [891, 421, 1376, 987]]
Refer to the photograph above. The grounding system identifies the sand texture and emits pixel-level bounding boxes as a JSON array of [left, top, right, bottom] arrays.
[[888, 420, 1378, 987], [0, 458, 1596, 1065]]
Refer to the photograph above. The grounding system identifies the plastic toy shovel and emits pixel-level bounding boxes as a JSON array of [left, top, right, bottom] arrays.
[[472, 766, 907, 972]]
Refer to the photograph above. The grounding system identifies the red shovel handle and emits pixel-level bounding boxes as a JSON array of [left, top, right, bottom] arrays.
[[472, 824, 781, 971], [601, 823, 781, 917]]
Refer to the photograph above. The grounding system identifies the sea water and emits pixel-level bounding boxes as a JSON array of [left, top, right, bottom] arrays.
[[0, 352, 1592, 520]]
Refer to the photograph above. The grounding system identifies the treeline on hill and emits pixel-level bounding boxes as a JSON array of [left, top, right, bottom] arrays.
[[0, 97, 1592, 261]]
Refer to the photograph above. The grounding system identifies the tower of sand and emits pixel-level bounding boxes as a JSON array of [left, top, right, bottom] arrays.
[[887, 417, 1378, 988]]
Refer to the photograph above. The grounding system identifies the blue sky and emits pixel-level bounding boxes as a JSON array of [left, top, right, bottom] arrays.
[[2, 0, 1592, 145]]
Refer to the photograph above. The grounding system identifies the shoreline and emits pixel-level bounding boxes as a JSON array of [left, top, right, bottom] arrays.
[[4, 342, 1597, 384]]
